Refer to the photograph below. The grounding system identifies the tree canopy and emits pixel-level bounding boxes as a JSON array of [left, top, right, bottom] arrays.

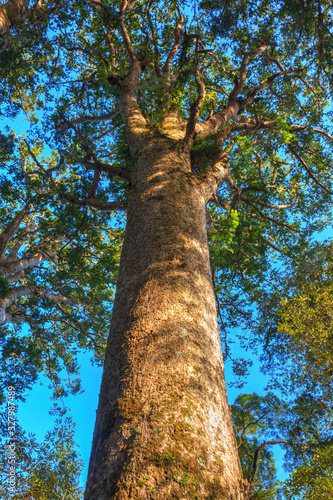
[[0, 0, 333, 498]]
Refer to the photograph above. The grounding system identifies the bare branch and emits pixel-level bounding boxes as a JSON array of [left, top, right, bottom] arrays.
[[1, 253, 45, 279], [184, 38, 206, 149], [84, 160, 132, 182], [239, 68, 296, 110], [228, 46, 268, 103], [248, 440, 288, 486], [42, 292, 80, 308], [260, 234, 289, 255], [240, 195, 298, 233], [195, 56, 300, 141], [162, 8, 184, 74], [147, 10, 161, 77], [0, 203, 32, 258], [24, 140, 129, 211], [59, 192, 127, 212], [56, 108, 121, 133], [264, 48, 285, 71], [105, 29, 117, 68], [198, 147, 235, 202], [251, 197, 299, 210], [119, 0, 137, 63], [58, 39, 109, 65], [288, 144, 333, 195], [312, 128, 333, 142]]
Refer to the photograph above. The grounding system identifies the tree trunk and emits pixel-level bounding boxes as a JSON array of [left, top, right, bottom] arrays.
[[0, 0, 30, 34], [84, 137, 247, 499]]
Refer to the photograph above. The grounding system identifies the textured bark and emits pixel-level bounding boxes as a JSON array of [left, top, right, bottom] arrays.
[[84, 135, 248, 499], [0, 0, 31, 34]]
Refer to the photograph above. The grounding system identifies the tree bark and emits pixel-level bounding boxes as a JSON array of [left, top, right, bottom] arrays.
[[0, 0, 30, 34], [84, 136, 247, 499]]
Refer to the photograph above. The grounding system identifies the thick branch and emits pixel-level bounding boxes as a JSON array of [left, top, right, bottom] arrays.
[[312, 128, 333, 142], [228, 46, 268, 103], [0, 287, 81, 325], [1, 236, 66, 281], [238, 68, 296, 110], [212, 118, 319, 143], [198, 149, 233, 202], [118, 59, 150, 157], [194, 53, 302, 141], [264, 48, 285, 71], [1, 253, 44, 279], [119, 0, 137, 63], [248, 440, 288, 486], [184, 76, 206, 147], [0, 203, 31, 258], [43, 292, 80, 308], [0, 0, 41, 35]]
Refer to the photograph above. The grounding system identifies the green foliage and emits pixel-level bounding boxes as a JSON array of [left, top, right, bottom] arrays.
[[0, 144, 123, 411], [282, 446, 333, 499], [277, 242, 333, 393], [232, 391, 333, 500], [1, 0, 333, 497], [256, 241, 333, 402]]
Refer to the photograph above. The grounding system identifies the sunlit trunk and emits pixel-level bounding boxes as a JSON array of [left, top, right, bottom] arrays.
[[85, 138, 247, 499]]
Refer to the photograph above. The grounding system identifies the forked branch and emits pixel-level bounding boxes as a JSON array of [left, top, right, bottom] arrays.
[[248, 440, 288, 487], [162, 7, 184, 74]]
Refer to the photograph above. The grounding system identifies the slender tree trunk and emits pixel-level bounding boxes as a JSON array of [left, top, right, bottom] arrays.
[[85, 136, 247, 499]]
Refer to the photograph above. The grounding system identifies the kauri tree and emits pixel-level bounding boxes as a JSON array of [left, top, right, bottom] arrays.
[[1, 0, 333, 498]]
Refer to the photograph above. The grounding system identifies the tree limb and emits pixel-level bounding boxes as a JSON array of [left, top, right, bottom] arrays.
[[240, 194, 298, 233], [56, 108, 121, 133], [248, 440, 288, 487], [198, 147, 235, 203], [228, 46, 268, 103], [0, 0, 42, 36], [0, 203, 32, 258], [83, 160, 132, 182], [59, 192, 127, 212], [184, 38, 207, 149], [288, 144, 333, 195], [162, 7, 184, 75], [119, 0, 137, 63]]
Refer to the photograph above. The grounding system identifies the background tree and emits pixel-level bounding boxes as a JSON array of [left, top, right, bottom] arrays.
[[0, 136, 122, 496], [0, 138, 122, 407]]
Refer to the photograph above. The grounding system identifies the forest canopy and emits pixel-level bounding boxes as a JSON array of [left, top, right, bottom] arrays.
[[0, 0, 333, 499]]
